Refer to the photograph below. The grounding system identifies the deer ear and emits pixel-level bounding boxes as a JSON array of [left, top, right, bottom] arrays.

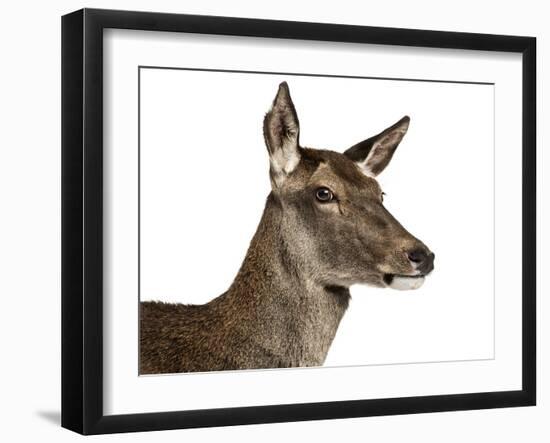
[[263, 82, 301, 186], [344, 116, 410, 177]]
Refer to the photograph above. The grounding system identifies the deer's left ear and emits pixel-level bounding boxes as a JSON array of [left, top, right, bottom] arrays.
[[344, 116, 410, 177], [263, 82, 301, 187]]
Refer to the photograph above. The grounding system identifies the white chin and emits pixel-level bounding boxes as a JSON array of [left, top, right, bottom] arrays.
[[388, 275, 425, 291]]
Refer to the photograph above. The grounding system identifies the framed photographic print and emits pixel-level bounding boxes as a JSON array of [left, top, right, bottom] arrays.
[[61, 8, 536, 435]]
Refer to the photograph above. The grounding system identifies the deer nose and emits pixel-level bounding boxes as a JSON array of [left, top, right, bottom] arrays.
[[407, 248, 435, 274]]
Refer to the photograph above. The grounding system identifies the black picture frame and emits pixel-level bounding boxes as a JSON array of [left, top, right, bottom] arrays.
[[61, 8, 536, 435]]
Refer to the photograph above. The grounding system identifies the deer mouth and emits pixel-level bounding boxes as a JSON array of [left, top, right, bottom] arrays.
[[383, 273, 426, 291]]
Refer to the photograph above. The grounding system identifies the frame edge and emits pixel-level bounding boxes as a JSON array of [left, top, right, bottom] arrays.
[[521, 36, 537, 406], [61, 8, 85, 435]]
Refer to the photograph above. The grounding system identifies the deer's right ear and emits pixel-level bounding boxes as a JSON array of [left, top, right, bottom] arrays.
[[263, 82, 301, 187], [344, 116, 410, 177]]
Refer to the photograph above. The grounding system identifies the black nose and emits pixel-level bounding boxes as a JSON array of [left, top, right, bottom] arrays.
[[407, 248, 435, 274]]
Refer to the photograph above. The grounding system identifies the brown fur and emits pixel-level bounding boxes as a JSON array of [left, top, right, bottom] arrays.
[[140, 83, 433, 374]]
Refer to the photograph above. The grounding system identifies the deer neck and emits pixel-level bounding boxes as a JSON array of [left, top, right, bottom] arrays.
[[215, 193, 350, 367]]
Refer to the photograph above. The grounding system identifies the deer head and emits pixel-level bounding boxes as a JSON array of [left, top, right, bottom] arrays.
[[263, 82, 434, 291]]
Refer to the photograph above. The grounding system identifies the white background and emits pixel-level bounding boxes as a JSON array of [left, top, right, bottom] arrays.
[[140, 69, 495, 367], [0, 0, 546, 442]]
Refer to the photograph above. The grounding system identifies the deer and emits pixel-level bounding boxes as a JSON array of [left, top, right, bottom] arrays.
[[140, 82, 435, 374]]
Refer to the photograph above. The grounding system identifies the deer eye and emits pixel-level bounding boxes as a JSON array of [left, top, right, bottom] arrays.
[[315, 187, 334, 203]]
